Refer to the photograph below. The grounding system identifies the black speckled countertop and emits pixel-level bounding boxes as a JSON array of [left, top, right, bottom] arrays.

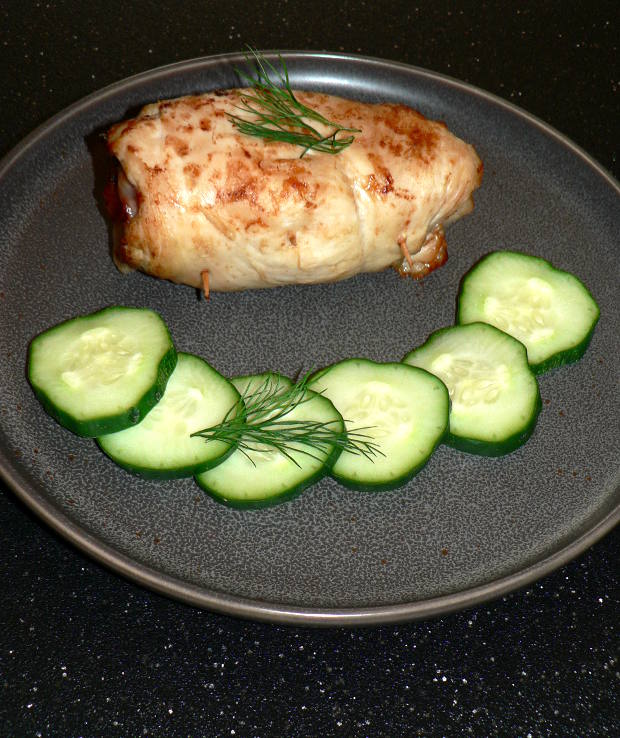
[[1, 2, 618, 735]]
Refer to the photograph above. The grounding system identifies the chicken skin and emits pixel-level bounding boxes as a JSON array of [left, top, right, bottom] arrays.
[[106, 89, 482, 292]]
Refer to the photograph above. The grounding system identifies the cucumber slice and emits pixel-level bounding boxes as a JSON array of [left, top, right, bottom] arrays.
[[457, 251, 600, 373], [28, 306, 177, 437], [232, 371, 293, 396], [195, 372, 344, 508], [97, 352, 240, 478], [404, 323, 541, 456], [309, 359, 449, 491]]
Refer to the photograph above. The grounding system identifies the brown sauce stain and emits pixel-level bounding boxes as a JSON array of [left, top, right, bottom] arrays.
[[217, 183, 257, 206], [280, 175, 319, 208], [244, 217, 267, 230], [364, 171, 394, 196], [282, 175, 308, 195], [183, 162, 202, 186], [165, 134, 190, 157], [379, 137, 403, 157], [188, 96, 215, 109], [379, 104, 439, 161]]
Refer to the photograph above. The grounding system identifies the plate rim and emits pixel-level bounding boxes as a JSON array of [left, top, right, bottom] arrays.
[[1, 50, 618, 625], [2, 49, 619, 192], [3, 451, 619, 625]]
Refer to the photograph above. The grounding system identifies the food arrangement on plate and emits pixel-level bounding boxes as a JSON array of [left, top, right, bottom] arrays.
[[28, 52, 600, 509]]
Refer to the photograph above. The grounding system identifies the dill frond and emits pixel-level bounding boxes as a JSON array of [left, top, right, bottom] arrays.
[[191, 372, 381, 468], [228, 48, 360, 157]]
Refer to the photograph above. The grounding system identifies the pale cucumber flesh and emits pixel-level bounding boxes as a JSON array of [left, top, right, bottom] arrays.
[[28, 306, 176, 436], [404, 323, 541, 455], [195, 373, 343, 507], [457, 251, 599, 372], [97, 352, 239, 478], [309, 359, 449, 490]]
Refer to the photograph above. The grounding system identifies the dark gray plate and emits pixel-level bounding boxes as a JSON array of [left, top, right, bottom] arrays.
[[1, 52, 618, 625]]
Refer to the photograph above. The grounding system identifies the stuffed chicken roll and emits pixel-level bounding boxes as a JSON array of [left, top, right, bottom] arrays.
[[106, 88, 483, 293]]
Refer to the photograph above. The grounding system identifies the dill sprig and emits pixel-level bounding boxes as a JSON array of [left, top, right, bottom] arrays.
[[228, 48, 360, 157], [191, 373, 382, 468]]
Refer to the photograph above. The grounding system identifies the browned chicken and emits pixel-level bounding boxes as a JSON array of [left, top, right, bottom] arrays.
[[106, 89, 482, 293]]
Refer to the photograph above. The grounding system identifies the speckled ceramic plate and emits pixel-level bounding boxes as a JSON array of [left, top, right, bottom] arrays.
[[0, 52, 618, 625]]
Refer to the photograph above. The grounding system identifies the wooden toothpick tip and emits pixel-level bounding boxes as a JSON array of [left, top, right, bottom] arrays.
[[200, 269, 210, 300]]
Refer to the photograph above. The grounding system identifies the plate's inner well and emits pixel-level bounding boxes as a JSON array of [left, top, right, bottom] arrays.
[[0, 54, 618, 617]]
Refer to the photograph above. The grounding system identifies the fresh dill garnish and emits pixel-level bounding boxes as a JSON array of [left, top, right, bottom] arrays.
[[191, 373, 382, 468], [228, 48, 361, 158]]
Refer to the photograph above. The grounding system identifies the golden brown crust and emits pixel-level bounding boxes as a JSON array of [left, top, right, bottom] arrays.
[[107, 89, 482, 291]]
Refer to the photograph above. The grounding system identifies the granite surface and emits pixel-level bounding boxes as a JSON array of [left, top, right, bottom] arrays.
[[1, 1, 618, 735]]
